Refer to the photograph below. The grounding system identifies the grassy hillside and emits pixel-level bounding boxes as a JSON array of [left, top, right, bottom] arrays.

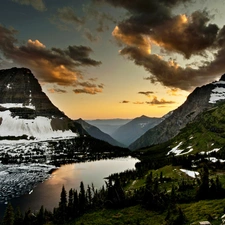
[[137, 102, 225, 159]]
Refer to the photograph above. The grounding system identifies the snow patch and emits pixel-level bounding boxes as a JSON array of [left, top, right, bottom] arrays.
[[180, 169, 199, 178], [207, 157, 225, 163], [209, 85, 225, 103], [6, 84, 12, 89], [0, 110, 78, 140], [167, 142, 183, 155], [139, 123, 147, 128], [167, 142, 194, 156], [207, 148, 220, 154], [0, 103, 35, 110]]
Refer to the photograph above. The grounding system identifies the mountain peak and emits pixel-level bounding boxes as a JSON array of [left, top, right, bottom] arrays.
[[0, 67, 84, 140], [219, 74, 225, 81], [0, 67, 65, 118]]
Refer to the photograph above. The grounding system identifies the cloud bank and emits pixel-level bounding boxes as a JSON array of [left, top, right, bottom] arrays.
[[0, 25, 103, 94], [94, 0, 225, 91]]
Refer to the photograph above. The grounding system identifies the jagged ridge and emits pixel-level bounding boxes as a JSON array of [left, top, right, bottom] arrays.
[[129, 75, 225, 150]]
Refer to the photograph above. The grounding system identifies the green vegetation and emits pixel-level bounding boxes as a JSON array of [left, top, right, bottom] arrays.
[[3, 102, 225, 224]]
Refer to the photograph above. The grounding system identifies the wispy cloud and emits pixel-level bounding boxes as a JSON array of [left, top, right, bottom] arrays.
[[83, 28, 99, 42], [146, 96, 175, 105], [73, 87, 103, 95], [12, 0, 46, 11], [52, 6, 85, 30], [133, 101, 144, 104], [48, 88, 67, 94]]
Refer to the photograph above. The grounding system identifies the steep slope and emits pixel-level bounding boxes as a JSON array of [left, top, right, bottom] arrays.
[[75, 118, 124, 147], [111, 115, 162, 146], [0, 67, 85, 140], [166, 101, 225, 156], [139, 100, 225, 158], [129, 75, 225, 150]]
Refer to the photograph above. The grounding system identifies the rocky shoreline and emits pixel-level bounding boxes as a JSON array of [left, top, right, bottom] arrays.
[[0, 163, 56, 204]]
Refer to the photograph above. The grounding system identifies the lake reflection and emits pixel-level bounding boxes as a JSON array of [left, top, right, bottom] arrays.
[[0, 157, 139, 217]]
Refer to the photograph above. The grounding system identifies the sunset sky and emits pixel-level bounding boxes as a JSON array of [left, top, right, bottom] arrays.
[[0, 0, 225, 119]]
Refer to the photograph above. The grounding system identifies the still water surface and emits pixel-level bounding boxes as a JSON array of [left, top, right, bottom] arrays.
[[0, 157, 139, 217]]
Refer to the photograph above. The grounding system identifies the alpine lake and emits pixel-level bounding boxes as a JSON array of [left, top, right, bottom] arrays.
[[0, 157, 139, 218]]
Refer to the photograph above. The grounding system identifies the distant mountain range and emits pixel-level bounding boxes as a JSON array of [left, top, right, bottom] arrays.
[[111, 115, 163, 147], [75, 118, 124, 147], [129, 75, 225, 150], [86, 119, 131, 135]]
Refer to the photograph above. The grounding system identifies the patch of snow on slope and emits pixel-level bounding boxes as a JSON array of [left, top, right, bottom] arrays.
[[0, 103, 35, 110], [180, 169, 199, 178], [0, 110, 77, 140], [207, 148, 220, 154], [207, 157, 225, 163], [139, 123, 147, 128], [199, 148, 220, 155], [209, 84, 225, 103], [167, 142, 183, 155]]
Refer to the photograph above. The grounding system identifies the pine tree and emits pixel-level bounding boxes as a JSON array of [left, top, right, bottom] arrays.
[[2, 203, 14, 225], [14, 207, 23, 225], [67, 188, 74, 219], [86, 185, 92, 208], [79, 181, 86, 214], [36, 205, 45, 225], [58, 185, 67, 223], [73, 190, 79, 217]]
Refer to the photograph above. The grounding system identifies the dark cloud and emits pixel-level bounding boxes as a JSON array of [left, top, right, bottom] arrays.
[[120, 100, 129, 103], [12, 0, 46, 11], [146, 96, 175, 105], [138, 91, 154, 97], [150, 11, 219, 58], [95, 0, 225, 91], [0, 24, 102, 91], [119, 43, 225, 91]]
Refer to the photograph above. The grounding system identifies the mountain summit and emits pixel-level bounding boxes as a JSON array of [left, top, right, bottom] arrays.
[[0, 67, 84, 140], [129, 75, 225, 150]]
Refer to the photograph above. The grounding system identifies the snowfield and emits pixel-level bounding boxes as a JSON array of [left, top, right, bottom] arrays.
[[0, 103, 36, 110], [180, 169, 199, 178], [167, 142, 193, 156], [0, 110, 78, 140], [209, 81, 225, 103]]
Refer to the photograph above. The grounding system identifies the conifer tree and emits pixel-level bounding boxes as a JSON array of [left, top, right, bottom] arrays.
[[67, 188, 74, 219], [14, 207, 23, 225], [73, 190, 79, 217], [2, 203, 14, 225], [58, 185, 67, 223], [79, 181, 86, 214], [36, 205, 45, 225]]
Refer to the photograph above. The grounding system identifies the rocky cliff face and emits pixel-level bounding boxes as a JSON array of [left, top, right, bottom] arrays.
[[0, 67, 65, 117], [129, 76, 225, 150], [0, 67, 85, 140]]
